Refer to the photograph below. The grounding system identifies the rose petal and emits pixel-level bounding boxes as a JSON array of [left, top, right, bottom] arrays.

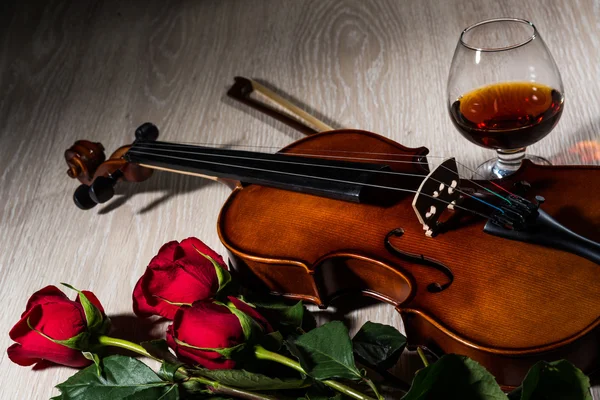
[[144, 261, 217, 308], [167, 322, 235, 369], [133, 268, 190, 320], [179, 238, 227, 270], [11, 303, 86, 342], [174, 302, 244, 350], [166, 324, 176, 346], [75, 290, 106, 315], [7, 343, 39, 366], [10, 306, 42, 342], [7, 340, 89, 368], [132, 275, 161, 318], [23, 286, 70, 317], [228, 297, 273, 333], [149, 241, 180, 265], [174, 344, 236, 369], [8, 306, 89, 368], [36, 303, 87, 340], [132, 238, 227, 320]]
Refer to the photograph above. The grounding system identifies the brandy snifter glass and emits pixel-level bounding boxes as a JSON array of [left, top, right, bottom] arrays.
[[447, 18, 564, 179]]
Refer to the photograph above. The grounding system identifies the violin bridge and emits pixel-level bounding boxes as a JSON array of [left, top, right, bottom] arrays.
[[412, 158, 461, 237]]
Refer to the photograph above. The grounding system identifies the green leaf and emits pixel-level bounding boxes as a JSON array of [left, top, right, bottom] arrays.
[[401, 354, 505, 400], [195, 247, 231, 292], [253, 300, 305, 328], [55, 331, 91, 350], [174, 337, 246, 359], [53, 355, 179, 400], [82, 352, 101, 376], [159, 361, 186, 382], [260, 331, 284, 352], [352, 321, 406, 370], [193, 368, 310, 390], [241, 294, 316, 333], [99, 316, 111, 335], [508, 360, 592, 400], [228, 305, 264, 340], [291, 321, 361, 381], [61, 283, 103, 332], [301, 308, 317, 332]]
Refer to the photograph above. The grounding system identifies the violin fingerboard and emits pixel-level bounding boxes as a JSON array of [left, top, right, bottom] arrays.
[[412, 158, 460, 237]]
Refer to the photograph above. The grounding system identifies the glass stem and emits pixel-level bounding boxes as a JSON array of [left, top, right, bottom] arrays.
[[493, 147, 526, 178]]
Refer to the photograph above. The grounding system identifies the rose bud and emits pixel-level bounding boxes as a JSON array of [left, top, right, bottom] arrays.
[[7, 285, 108, 368], [166, 297, 272, 369], [133, 237, 231, 320]]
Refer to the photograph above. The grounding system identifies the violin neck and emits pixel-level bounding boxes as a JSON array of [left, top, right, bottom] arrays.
[[124, 141, 394, 203]]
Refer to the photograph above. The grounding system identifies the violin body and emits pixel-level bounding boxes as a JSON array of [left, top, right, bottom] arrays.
[[218, 129, 600, 388]]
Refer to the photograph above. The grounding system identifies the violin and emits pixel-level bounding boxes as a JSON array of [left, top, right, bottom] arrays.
[[64, 78, 600, 389]]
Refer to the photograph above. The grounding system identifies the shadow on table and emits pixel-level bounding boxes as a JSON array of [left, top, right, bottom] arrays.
[[103, 314, 168, 359], [590, 371, 599, 392], [95, 136, 256, 216], [97, 170, 219, 215], [308, 295, 383, 327], [109, 313, 167, 344]]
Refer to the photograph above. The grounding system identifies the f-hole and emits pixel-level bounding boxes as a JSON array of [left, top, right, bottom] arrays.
[[384, 228, 454, 293]]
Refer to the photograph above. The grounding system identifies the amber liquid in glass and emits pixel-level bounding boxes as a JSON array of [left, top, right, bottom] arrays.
[[449, 82, 563, 149]]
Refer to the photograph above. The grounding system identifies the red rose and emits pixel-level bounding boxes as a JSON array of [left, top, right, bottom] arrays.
[[133, 237, 230, 320], [166, 297, 272, 369], [7, 285, 107, 368]]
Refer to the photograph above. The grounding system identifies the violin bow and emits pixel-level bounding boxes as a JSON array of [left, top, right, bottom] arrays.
[[227, 77, 333, 135], [150, 77, 332, 187]]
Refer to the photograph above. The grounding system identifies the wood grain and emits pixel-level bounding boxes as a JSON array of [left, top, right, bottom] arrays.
[[0, 0, 598, 398]]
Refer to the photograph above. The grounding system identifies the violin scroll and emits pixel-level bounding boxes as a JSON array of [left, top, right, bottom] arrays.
[[65, 140, 106, 185], [65, 123, 159, 210]]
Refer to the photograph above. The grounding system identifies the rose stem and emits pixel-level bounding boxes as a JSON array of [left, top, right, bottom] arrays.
[[96, 335, 161, 361], [187, 377, 278, 400], [254, 345, 377, 400], [417, 347, 429, 367], [98, 336, 276, 400]]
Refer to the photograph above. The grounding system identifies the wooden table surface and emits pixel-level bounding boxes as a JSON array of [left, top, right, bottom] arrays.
[[1, 0, 598, 398]]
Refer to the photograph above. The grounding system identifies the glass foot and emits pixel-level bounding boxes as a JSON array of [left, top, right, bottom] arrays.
[[472, 154, 551, 180]]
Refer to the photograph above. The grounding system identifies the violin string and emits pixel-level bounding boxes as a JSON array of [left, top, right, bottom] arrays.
[[131, 143, 504, 213], [139, 141, 441, 164], [150, 140, 450, 159], [127, 145, 502, 217], [127, 148, 493, 219], [141, 140, 519, 203]]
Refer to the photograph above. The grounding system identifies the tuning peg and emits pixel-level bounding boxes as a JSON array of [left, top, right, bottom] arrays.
[[89, 176, 116, 204], [90, 168, 125, 203], [73, 184, 97, 210], [135, 122, 159, 141], [534, 195, 545, 207]]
